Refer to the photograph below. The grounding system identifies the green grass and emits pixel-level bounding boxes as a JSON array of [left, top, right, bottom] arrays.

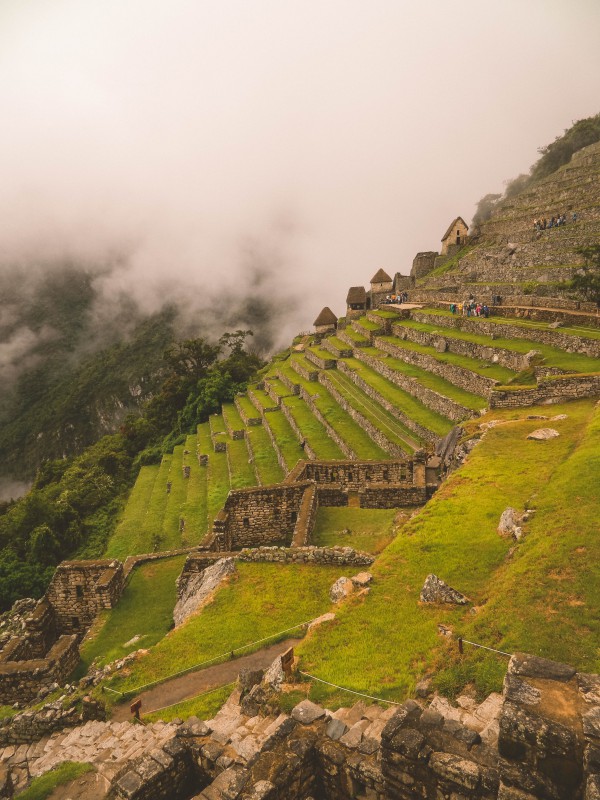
[[287, 354, 318, 376], [354, 317, 381, 332], [206, 447, 230, 530], [209, 413, 227, 434], [282, 396, 346, 459], [103, 562, 346, 698], [222, 403, 245, 435], [249, 388, 278, 410], [297, 399, 599, 705], [236, 394, 262, 422], [371, 309, 401, 319], [342, 327, 370, 344], [307, 346, 337, 362], [312, 507, 397, 553], [326, 336, 353, 352], [341, 358, 454, 437], [420, 306, 600, 341], [228, 438, 257, 489], [15, 762, 95, 800], [361, 347, 487, 411], [104, 464, 159, 559], [197, 422, 212, 454], [267, 377, 296, 397], [181, 434, 208, 545], [324, 370, 419, 453], [143, 684, 235, 724], [379, 334, 517, 384], [394, 319, 600, 373], [262, 409, 303, 472], [77, 556, 185, 675], [161, 445, 188, 549], [247, 425, 285, 485]]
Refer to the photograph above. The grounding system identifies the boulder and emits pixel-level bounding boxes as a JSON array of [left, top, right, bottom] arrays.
[[527, 428, 560, 441], [292, 699, 327, 725], [330, 577, 354, 603], [351, 572, 373, 588], [173, 557, 236, 626], [498, 507, 518, 537], [420, 574, 469, 605]]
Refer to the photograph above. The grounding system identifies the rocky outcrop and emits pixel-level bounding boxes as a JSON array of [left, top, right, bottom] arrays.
[[174, 557, 235, 627], [420, 573, 470, 605]]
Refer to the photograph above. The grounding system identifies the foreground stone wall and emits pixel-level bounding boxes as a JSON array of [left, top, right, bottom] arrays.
[[0, 635, 79, 705], [46, 560, 124, 635]]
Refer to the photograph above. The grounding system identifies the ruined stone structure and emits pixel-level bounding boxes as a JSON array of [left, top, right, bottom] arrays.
[[345, 286, 368, 319], [369, 268, 394, 308], [0, 560, 124, 704], [83, 651, 600, 799], [410, 251, 438, 280], [209, 455, 435, 552]]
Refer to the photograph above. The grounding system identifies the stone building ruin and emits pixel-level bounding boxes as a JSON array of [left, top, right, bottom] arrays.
[[313, 307, 338, 334], [441, 215, 469, 254], [0, 560, 124, 704]]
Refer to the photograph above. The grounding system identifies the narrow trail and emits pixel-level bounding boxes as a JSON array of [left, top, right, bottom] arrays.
[[111, 637, 299, 721]]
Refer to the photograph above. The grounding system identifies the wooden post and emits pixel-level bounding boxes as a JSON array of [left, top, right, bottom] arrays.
[[281, 647, 294, 680], [458, 637, 463, 655], [130, 699, 142, 720]]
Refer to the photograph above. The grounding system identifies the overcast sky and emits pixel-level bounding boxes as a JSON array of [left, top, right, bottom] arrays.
[[1, 0, 600, 331]]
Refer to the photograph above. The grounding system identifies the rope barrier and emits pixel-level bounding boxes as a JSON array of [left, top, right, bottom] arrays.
[[298, 671, 403, 706], [109, 615, 321, 699], [458, 637, 512, 658]]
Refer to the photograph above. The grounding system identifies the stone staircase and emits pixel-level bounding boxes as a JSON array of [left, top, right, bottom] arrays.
[[0, 718, 177, 795]]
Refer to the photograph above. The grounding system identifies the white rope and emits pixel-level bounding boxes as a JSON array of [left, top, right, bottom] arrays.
[[460, 639, 512, 658], [143, 682, 236, 716], [298, 671, 403, 706]]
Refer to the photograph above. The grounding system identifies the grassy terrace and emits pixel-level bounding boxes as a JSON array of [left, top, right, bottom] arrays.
[[162, 445, 188, 549], [261, 408, 303, 471], [103, 562, 345, 700], [265, 376, 294, 398], [353, 317, 381, 332], [206, 425, 230, 528], [249, 387, 278, 410], [395, 318, 600, 374], [181, 434, 207, 544], [79, 556, 186, 675], [324, 369, 419, 452], [379, 334, 517, 384], [307, 346, 337, 362], [105, 464, 159, 559], [221, 403, 245, 435], [326, 336, 353, 352], [281, 395, 346, 459], [228, 438, 257, 489], [312, 507, 397, 554], [209, 413, 227, 434], [341, 326, 370, 344], [246, 425, 285, 485], [236, 394, 261, 421], [371, 309, 401, 319], [286, 354, 317, 376], [341, 357, 454, 437], [298, 399, 600, 706], [277, 361, 391, 458], [134, 454, 172, 554], [361, 346, 487, 411], [420, 306, 600, 341]]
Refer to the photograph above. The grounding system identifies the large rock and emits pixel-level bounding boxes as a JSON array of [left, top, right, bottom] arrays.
[[173, 557, 235, 626], [527, 428, 560, 441], [498, 507, 518, 537], [420, 574, 469, 605], [330, 577, 354, 603]]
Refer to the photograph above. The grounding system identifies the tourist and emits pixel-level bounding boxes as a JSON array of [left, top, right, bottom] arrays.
[[573, 211, 578, 223], [483, 304, 490, 318]]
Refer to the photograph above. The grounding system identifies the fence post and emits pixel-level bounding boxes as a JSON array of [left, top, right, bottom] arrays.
[[458, 636, 463, 655]]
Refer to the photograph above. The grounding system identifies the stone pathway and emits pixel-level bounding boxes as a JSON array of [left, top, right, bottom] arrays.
[[0, 718, 177, 795]]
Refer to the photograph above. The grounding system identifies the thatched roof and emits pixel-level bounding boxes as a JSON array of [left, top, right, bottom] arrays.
[[346, 286, 367, 305], [313, 307, 337, 326], [441, 216, 469, 242], [370, 268, 392, 283]]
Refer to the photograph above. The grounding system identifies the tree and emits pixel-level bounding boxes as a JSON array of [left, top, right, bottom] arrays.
[[471, 194, 502, 230], [569, 246, 600, 306], [164, 338, 221, 380]]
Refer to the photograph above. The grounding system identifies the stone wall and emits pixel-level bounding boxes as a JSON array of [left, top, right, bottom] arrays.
[[337, 329, 370, 349], [0, 696, 104, 747], [46, 560, 125, 635], [305, 350, 337, 370], [321, 338, 353, 358], [353, 347, 472, 422], [375, 336, 495, 398], [295, 382, 356, 460], [391, 321, 530, 372], [211, 483, 312, 551], [209, 414, 227, 452], [289, 457, 425, 489], [287, 360, 314, 385], [0, 634, 79, 704], [278, 401, 317, 460], [291, 485, 318, 547], [234, 397, 262, 426], [489, 372, 600, 408], [411, 308, 600, 358], [336, 360, 439, 446], [260, 411, 293, 474], [411, 251, 438, 279]]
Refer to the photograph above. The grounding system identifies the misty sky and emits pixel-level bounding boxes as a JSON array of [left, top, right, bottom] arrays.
[[1, 0, 600, 333]]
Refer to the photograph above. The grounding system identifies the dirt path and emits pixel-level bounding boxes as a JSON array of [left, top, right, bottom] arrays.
[[111, 638, 299, 721]]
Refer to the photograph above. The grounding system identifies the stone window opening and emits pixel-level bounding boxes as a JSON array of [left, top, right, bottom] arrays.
[[75, 585, 84, 599], [243, 517, 250, 528], [291, 511, 297, 524], [383, 469, 389, 481], [71, 616, 79, 629]]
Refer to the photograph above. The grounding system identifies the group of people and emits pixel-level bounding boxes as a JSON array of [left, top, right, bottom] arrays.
[[449, 300, 490, 318], [533, 212, 577, 231], [382, 292, 409, 304]]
